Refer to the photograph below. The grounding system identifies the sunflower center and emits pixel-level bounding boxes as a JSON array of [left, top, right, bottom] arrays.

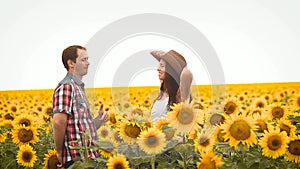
[[209, 114, 225, 126], [146, 136, 158, 147], [18, 129, 34, 143], [110, 115, 117, 124], [20, 119, 31, 127], [4, 113, 14, 120], [125, 124, 141, 138], [48, 155, 59, 169], [22, 151, 33, 162], [267, 136, 282, 150], [37, 107, 42, 112], [272, 107, 284, 119], [46, 107, 53, 115], [114, 132, 123, 143], [288, 140, 300, 155], [199, 137, 210, 146], [131, 108, 143, 116], [224, 102, 237, 115], [124, 103, 130, 109], [164, 128, 175, 141], [100, 129, 109, 138], [177, 107, 194, 125], [257, 102, 264, 108], [11, 106, 17, 112], [297, 97, 300, 107], [229, 120, 251, 140], [255, 120, 267, 133], [252, 110, 262, 116], [279, 124, 291, 136], [114, 163, 124, 169]]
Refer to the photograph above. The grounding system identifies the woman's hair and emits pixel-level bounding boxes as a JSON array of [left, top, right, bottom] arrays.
[[62, 45, 86, 70], [156, 60, 181, 110]]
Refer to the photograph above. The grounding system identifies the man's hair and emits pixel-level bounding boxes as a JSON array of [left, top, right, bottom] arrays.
[[62, 45, 86, 70]]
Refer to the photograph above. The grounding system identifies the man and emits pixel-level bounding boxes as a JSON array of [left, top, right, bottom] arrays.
[[52, 45, 108, 168]]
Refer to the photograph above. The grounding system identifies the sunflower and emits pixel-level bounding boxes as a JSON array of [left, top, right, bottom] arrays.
[[112, 130, 123, 143], [12, 113, 36, 127], [206, 112, 225, 127], [155, 119, 176, 141], [9, 102, 19, 114], [277, 119, 296, 137], [212, 126, 226, 143], [0, 133, 6, 142], [17, 144, 37, 167], [223, 98, 239, 116], [100, 138, 118, 158], [247, 107, 264, 117], [107, 154, 130, 169], [267, 104, 288, 120], [196, 150, 224, 169], [285, 135, 300, 163], [251, 97, 267, 109], [130, 106, 145, 117], [255, 118, 269, 133], [125, 106, 152, 123], [3, 112, 14, 120], [137, 127, 166, 155], [168, 101, 202, 134], [12, 125, 39, 146], [259, 127, 289, 159], [107, 109, 121, 127], [291, 93, 300, 110], [194, 131, 215, 153], [98, 125, 113, 140], [220, 113, 257, 149], [1, 119, 14, 129], [253, 112, 270, 133], [43, 149, 60, 169], [43, 103, 53, 116], [237, 93, 249, 103], [155, 118, 170, 129], [119, 121, 143, 144]]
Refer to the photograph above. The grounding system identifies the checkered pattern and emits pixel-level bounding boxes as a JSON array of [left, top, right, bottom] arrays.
[[52, 73, 98, 164]]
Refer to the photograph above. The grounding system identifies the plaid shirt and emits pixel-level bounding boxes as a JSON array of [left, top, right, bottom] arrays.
[[52, 73, 99, 164]]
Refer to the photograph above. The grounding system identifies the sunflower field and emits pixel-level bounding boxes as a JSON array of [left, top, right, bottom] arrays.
[[0, 82, 300, 169]]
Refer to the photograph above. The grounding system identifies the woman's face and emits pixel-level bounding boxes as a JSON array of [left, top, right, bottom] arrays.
[[157, 59, 166, 80]]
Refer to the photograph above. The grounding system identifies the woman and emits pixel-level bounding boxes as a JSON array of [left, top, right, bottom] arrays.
[[150, 50, 193, 122]]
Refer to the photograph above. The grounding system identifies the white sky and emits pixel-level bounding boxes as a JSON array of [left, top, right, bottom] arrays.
[[0, 0, 299, 91]]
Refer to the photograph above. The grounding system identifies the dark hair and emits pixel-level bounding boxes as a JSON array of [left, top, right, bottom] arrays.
[[62, 45, 86, 70], [156, 60, 181, 110]]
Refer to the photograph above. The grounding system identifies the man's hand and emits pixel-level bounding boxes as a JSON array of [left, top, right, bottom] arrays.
[[56, 151, 63, 168], [98, 104, 109, 123]]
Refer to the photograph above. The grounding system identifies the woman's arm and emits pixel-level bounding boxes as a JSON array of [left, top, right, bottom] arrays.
[[180, 67, 193, 102]]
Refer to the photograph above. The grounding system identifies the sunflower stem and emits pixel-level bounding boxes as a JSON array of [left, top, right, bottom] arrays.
[[183, 152, 187, 169], [150, 155, 156, 169]]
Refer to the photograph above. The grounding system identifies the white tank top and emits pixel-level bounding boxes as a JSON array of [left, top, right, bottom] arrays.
[[151, 97, 169, 122]]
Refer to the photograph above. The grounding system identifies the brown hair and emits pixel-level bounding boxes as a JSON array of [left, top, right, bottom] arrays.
[[156, 60, 181, 109], [62, 45, 86, 70]]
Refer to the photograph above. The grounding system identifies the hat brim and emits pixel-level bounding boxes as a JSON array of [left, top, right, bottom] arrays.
[[150, 50, 166, 61]]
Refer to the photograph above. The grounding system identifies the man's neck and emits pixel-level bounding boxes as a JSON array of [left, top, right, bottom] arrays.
[[68, 71, 82, 80]]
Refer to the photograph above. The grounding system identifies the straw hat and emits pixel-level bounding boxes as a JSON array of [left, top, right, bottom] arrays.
[[150, 50, 187, 75]]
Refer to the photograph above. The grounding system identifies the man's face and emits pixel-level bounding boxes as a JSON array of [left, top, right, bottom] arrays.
[[74, 49, 90, 77]]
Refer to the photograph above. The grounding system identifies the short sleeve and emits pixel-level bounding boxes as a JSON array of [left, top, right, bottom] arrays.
[[52, 84, 73, 116]]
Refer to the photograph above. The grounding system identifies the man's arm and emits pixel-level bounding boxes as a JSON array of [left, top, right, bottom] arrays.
[[53, 112, 68, 165]]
